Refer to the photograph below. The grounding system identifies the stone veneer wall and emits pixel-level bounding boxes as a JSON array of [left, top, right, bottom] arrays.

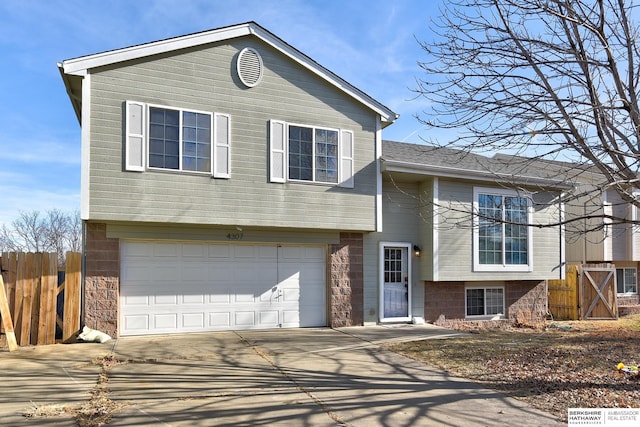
[[424, 281, 466, 321], [84, 222, 120, 337], [506, 281, 548, 323], [424, 280, 548, 323], [617, 294, 640, 306], [329, 232, 364, 327]]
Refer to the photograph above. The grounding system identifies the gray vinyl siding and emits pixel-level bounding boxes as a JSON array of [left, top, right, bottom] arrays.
[[435, 179, 563, 281], [86, 36, 378, 231], [363, 179, 425, 324]]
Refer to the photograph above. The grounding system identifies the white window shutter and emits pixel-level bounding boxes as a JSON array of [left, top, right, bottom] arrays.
[[214, 113, 231, 178], [339, 130, 354, 188], [269, 120, 287, 183], [125, 101, 145, 172]]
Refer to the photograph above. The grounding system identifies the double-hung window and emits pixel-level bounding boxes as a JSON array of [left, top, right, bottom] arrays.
[[616, 268, 638, 294], [473, 187, 532, 271], [269, 120, 354, 187], [125, 101, 230, 178], [466, 286, 505, 318], [149, 107, 211, 173]]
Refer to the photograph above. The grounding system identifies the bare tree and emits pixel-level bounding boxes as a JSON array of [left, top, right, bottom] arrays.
[[415, 0, 640, 216], [0, 209, 81, 265]]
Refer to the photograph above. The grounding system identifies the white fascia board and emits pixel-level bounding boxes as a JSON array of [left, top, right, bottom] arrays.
[[59, 22, 398, 125], [381, 159, 573, 190], [249, 26, 398, 124], [61, 24, 252, 75]]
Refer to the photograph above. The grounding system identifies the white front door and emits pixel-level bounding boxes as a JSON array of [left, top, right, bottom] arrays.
[[380, 243, 411, 321]]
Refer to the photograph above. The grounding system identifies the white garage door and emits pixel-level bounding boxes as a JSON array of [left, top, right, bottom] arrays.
[[120, 241, 326, 336]]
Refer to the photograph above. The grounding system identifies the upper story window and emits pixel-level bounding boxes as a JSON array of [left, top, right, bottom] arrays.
[[288, 125, 338, 183], [473, 187, 533, 272], [149, 107, 212, 173], [269, 120, 354, 188], [125, 101, 230, 178], [616, 268, 638, 294]]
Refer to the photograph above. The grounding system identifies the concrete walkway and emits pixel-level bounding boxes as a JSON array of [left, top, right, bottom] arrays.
[[0, 325, 562, 426]]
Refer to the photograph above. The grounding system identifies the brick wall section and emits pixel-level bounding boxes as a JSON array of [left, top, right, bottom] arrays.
[[424, 280, 547, 323], [617, 294, 640, 306], [84, 222, 120, 337], [329, 232, 363, 327], [424, 281, 466, 321], [506, 281, 547, 323]]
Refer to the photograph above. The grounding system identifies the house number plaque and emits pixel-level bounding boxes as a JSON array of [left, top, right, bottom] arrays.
[[226, 232, 244, 241]]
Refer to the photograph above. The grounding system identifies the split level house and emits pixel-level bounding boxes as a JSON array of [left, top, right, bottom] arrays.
[[58, 22, 568, 337]]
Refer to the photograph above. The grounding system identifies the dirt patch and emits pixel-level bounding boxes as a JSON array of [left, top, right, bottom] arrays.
[[386, 315, 640, 422]]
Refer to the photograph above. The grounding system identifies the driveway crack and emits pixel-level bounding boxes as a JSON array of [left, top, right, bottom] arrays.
[[235, 331, 350, 427]]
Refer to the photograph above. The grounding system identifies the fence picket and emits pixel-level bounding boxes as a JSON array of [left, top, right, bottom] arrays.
[[38, 253, 57, 345], [0, 252, 81, 348], [63, 252, 81, 343]]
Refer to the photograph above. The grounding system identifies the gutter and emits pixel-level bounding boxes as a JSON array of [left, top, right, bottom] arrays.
[[381, 158, 574, 191]]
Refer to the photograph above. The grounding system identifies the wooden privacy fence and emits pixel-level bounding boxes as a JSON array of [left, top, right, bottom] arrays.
[[548, 265, 579, 320], [1, 252, 81, 347], [547, 264, 618, 321]]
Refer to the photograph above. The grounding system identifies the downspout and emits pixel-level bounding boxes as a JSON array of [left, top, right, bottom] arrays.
[[375, 117, 383, 232]]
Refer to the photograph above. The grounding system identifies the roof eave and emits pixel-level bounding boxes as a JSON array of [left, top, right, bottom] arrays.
[[58, 22, 398, 124], [381, 158, 573, 190], [57, 62, 82, 125]]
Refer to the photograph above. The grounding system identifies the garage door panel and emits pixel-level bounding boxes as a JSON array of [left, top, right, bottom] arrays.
[[235, 311, 256, 326], [153, 243, 179, 257], [209, 312, 231, 327], [121, 242, 326, 335], [259, 310, 278, 325], [124, 315, 149, 331], [154, 313, 178, 329], [182, 313, 205, 328], [154, 294, 178, 305], [182, 294, 205, 304], [182, 243, 206, 257]]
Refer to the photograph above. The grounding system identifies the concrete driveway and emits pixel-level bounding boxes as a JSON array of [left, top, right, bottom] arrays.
[[0, 325, 562, 426]]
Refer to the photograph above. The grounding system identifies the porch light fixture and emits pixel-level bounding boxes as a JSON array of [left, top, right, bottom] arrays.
[[413, 245, 422, 257]]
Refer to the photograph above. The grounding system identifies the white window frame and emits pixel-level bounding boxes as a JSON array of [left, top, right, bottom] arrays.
[[147, 103, 214, 175], [125, 101, 231, 178], [465, 285, 506, 319], [616, 267, 638, 295], [268, 119, 354, 188], [473, 187, 533, 272], [287, 122, 340, 184]]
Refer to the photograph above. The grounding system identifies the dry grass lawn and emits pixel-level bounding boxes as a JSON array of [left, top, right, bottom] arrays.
[[386, 315, 640, 422]]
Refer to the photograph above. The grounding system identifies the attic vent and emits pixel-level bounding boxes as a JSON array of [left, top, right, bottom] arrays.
[[237, 47, 263, 88]]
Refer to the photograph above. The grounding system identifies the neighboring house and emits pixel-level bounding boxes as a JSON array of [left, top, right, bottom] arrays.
[[377, 142, 569, 323], [58, 22, 397, 337], [494, 154, 640, 308]]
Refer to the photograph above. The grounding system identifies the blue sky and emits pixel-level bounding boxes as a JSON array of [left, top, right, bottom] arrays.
[[0, 0, 442, 226]]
